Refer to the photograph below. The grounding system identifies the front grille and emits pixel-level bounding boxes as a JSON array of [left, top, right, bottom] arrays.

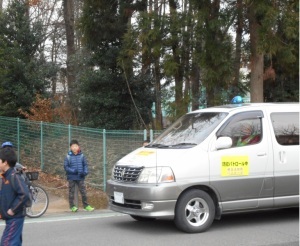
[[113, 165, 144, 182]]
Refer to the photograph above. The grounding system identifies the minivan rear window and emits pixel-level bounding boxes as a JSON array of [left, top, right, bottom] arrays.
[[270, 112, 299, 145], [148, 112, 228, 148]]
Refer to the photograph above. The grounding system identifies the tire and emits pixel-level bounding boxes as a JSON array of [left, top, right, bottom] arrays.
[[26, 184, 49, 218], [130, 215, 156, 221], [174, 189, 215, 233]]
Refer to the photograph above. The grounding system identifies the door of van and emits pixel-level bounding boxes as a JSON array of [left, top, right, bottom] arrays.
[[267, 109, 299, 207], [209, 110, 274, 212]]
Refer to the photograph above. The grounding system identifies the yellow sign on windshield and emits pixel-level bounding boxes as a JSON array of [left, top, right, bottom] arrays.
[[221, 156, 249, 176]]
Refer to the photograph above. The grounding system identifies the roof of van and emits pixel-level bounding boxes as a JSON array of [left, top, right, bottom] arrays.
[[189, 103, 299, 114]]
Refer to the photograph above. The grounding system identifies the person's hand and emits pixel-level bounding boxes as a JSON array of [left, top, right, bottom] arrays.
[[79, 172, 84, 178], [7, 209, 14, 216]]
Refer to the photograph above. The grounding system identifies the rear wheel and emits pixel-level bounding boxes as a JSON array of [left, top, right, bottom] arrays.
[[130, 215, 156, 221], [174, 189, 215, 233], [26, 184, 49, 218]]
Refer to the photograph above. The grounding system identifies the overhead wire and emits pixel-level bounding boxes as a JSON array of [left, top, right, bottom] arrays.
[[122, 60, 148, 130]]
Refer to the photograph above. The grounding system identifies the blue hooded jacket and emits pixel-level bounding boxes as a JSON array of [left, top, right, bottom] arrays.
[[0, 167, 30, 220], [64, 150, 88, 180]]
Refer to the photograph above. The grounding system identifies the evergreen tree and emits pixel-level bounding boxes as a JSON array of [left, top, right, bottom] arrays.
[[79, 0, 153, 129], [191, 0, 234, 107], [244, 0, 299, 102], [0, 1, 54, 117], [263, 0, 299, 102]]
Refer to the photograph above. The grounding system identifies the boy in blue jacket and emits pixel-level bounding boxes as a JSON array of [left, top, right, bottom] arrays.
[[64, 139, 94, 212], [0, 147, 30, 245]]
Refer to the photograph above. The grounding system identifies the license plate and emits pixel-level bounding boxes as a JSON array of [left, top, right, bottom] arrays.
[[114, 191, 124, 204]]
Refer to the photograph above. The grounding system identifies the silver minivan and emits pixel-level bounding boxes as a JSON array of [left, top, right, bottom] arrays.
[[106, 103, 299, 233]]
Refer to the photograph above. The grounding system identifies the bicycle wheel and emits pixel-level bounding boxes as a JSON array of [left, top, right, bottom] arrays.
[[26, 184, 49, 218]]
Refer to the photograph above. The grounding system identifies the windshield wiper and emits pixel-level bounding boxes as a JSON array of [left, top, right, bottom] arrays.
[[171, 142, 197, 146], [146, 143, 170, 148], [147, 143, 197, 148]]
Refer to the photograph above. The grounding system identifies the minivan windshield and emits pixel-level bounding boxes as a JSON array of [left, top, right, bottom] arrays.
[[148, 112, 228, 148]]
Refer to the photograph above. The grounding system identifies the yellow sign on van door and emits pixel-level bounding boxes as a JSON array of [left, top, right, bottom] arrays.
[[221, 156, 249, 176]]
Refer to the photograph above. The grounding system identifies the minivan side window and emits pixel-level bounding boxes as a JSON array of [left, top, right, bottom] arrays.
[[270, 112, 299, 146], [217, 111, 263, 148]]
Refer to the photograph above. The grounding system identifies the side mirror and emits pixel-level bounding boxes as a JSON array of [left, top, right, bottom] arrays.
[[215, 136, 232, 150]]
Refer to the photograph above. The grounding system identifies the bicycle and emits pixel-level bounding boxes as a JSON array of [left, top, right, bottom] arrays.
[[15, 164, 49, 218]]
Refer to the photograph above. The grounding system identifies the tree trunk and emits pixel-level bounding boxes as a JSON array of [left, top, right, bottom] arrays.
[[140, 0, 154, 129], [183, 0, 192, 111], [205, 0, 220, 107], [191, 62, 200, 110], [250, 53, 264, 102], [169, 0, 184, 117], [248, 2, 264, 102], [63, 0, 77, 120], [154, 60, 163, 129], [206, 87, 215, 108], [153, 0, 163, 129], [141, 0, 151, 77], [231, 0, 243, 98]]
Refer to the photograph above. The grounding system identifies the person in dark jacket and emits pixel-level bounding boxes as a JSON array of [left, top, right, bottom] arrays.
[[64, 139, 94, 212], [0, 147, 30, 246]]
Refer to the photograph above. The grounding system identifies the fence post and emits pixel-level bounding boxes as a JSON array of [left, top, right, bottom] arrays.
[[40, 121, 44, 170], [68, 124, 71, 143], [103, 129, 107, 192], [17, 118, 20, 162], [150, 129, 153, 142], [143, 129, 147, 140]]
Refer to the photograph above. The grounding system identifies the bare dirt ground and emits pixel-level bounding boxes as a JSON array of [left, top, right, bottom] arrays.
[[35, 171, 109, 213]]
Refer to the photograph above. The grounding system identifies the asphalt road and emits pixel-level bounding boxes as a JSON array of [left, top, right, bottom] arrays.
[[0, 208, 298, 246]]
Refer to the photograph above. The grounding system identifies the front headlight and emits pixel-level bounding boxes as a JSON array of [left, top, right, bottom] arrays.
[[110, 165, 116, 180], [137, 167, 175, 184]]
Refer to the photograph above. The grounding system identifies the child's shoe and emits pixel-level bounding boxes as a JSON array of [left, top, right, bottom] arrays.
[[84, 205, 94, 212], [71, 206, 78, 212]]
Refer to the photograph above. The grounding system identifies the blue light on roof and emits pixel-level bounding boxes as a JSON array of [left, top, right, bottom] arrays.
[[231, 96, 243, 104]]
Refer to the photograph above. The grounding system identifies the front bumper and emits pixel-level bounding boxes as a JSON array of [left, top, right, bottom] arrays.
[[106, 179, 182, 218]]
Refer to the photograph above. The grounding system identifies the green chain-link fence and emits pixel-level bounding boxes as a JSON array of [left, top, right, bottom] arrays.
[[0, 116, 161, 191]]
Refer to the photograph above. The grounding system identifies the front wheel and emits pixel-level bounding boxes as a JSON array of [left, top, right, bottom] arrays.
[[174, 189, 215, 233], [26, 184, 49, 218]]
